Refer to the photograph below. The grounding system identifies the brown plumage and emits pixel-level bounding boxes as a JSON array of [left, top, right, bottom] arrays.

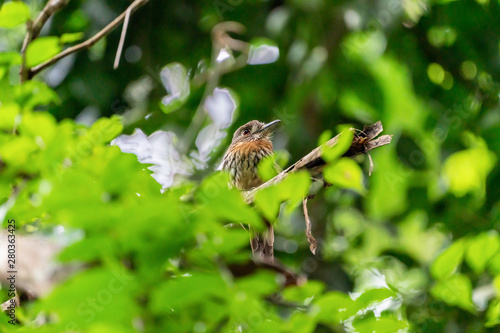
[[221, 119, 280, 262]]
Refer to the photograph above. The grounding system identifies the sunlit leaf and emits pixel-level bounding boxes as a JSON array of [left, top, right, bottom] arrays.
[[486, 299, 500, 327], [0, 104, 20, 130], [493, 275, 500, 296], [85, 115, 123, 145], [431, 239, 465, 280], [353, 313, 409, 333], [431, 274, 476, 313], [257, 155, 279, 182], [19, 110, 57, 145], [465, 232, 500, 273], [282, 281, 325, 303], [34, 267, 138, 328], [321, 127, 354, 162], [235, 271, 279, 297], [315, 291, 356, 323], [443, 147, 496, 197], [26, 36, 62, 67], [324, 158, 366, 194], [317, 129, 332, 146], [15, 80, 61, 108], [0, 136, 38, 167], [0, 1, 30, 28], [254, 171, 311, 220], [60, 32, 85, 44], [398, 211, 447, 264], [197, 172, 263, 229], [150, 273, 228, 313]]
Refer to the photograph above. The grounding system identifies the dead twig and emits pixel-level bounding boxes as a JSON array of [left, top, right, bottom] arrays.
[[27, 0, 150, 79], [113, 5, 132, 69], [302, 195, 317, 255]]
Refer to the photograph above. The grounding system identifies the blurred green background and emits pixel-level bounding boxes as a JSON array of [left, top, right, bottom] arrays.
[[1, 0, 500, 332]]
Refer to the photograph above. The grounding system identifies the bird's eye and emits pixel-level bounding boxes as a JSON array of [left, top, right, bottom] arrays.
[[242, 129, 250, 135]]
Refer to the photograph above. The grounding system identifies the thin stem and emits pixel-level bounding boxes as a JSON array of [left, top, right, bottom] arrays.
[[28, 0, 149, 79], [113, 6, 132, 69]]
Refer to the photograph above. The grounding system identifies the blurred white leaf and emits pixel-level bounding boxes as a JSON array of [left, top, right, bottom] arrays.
[[247, 41, 280, 65], [160, 62, 190, 113], [112, 129, 192, 191], [194, 123, 227, 165], [204, 88, 236, 129]]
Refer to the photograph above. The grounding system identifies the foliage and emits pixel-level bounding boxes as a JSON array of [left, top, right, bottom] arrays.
[[1, 0, 500, 332]]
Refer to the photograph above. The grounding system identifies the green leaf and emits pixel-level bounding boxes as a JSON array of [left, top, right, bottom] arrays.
[[60, 32, 85, 44], [0, 104, 20, 130], [317, 130, 333, 146], [321, 127, 354, 162], [324, 158, 366, 194], [235, 271, 279, 297], [0, 136, 38, 167], [257, 155, 279, 182], [26, 36, 62, 67], [352, 288, 397, 311], [150, 273, 228, 313], [0, 52, 22, 66], [282, 281, 325, 303], [465, 232, 500, 273], [431, 239, 465, 280], [85, 115, 123, 145], [0, 1, 30, 28], [254, 171, 311, 220], [315, 291, 356, 323], [486, 299, 500, 327], [35, 267, 138, 328], [19, 110, 57, 145], [284, 312, 317, 333], [431, 274, 476, 313], [59, 236, 117, 263], [443, 147, 496, 197], [494, 275, 500, 296], [197, 172, 263, 229], [489, 253, 500, 275], [353, 313, 409, 333], [16, 80, 61, 108]]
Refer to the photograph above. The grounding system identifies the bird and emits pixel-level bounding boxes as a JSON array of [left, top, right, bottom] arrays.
[[221, 119, 281, 262]]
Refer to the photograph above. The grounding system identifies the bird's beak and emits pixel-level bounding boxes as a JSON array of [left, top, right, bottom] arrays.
[[258, 119, 281, 135]]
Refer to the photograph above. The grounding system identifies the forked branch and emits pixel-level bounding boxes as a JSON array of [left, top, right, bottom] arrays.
[[26, 0, 150, 79]]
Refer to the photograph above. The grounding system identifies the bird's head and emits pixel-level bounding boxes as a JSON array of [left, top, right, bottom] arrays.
[[230, 119, 280, 145]]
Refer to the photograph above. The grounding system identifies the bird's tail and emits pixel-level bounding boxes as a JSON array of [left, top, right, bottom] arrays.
[[250, 220, 274, 263]]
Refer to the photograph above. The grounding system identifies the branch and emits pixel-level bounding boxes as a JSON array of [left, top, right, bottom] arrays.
[[243, 121, 392, 203], [20, 0, 70, 82], [27, 0, 150, 79]]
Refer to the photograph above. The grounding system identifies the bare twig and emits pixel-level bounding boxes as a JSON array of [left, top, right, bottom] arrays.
[[28, 0, 150, 79], [20, 0, 70, 82], [243, 121, 392, 203], [113, 6, 132, 69], [303, 195, 317, 254]]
